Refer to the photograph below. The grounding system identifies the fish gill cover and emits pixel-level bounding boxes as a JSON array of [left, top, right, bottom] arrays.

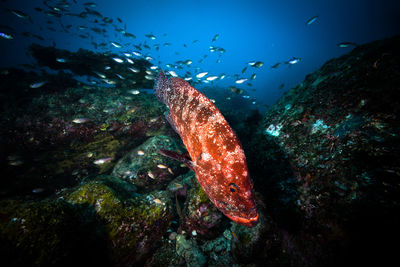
[[0, 0, 400, 266]]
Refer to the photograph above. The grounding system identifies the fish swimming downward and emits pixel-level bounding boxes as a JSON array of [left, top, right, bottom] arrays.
[[154, 71, 259, 227]]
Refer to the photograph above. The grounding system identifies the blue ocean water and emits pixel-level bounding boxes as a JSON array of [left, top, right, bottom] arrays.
[[1, 0, 399, 107]]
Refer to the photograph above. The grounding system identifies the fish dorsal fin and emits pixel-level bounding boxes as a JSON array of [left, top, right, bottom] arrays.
[[159, 149, 196, 172]]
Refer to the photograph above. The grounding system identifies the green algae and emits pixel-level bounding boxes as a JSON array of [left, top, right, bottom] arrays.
[[65, 175, 173, 264], [0, 198, 109, 266], [191, 178, 211, 204]]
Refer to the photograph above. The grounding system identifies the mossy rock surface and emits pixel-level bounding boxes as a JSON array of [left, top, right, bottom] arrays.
[[0, 198, 110, 267], [66, 175, 173, 265]]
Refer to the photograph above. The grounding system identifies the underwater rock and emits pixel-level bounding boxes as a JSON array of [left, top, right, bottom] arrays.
[[177, 172, 224, 240], [262, 36, 400, 266], [0, 65, 168, 196], [175, 234, 207, 267], [144, 240, 181, 266], [0, 198, 110, 267], [65, 175, 173, 266], [200, 230, 235, 267], [29, 44, 153, 89], [112, 135, 184, 192]]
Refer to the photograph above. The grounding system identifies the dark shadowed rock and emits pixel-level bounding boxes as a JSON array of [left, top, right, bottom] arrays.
[[261, 36, 400, 266]]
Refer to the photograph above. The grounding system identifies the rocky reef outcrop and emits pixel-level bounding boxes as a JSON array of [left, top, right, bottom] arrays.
[[257, 35, 400, 266]]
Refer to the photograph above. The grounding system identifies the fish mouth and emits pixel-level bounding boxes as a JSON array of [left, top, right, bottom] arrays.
[[225, 213, 259, 227]]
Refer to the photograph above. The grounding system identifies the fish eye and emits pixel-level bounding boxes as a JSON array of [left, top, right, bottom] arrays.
[[229, 183, 238, 193]]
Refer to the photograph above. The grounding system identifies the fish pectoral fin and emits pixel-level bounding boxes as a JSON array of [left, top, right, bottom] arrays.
[[158, 149, 196, 172]]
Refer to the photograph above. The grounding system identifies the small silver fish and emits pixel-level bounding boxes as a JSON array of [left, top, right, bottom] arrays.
[[111, 42, 122, 48], [148, 171, 155, 179], [153, 198, 163, 204], [128, 89, 140, 95], [253, 61, 264, 68], [0, 32, 14, 40], [235, 78, 248, 84], [206, 76, 218, 81], [93, 157, 113, 165], [115, 74, 125, 79], [145, 34, 156, 40], [32, 188, 45, 194], [103, 79, 116, 85], [94, 71, 106, 78], [128, 67, 140, 73], [212, 34, 219, 42], [157, 164, 167, 169], [73, 118, 90, 123], [112, 57, 124, 63], [337, 42, 357, 48], [306, 15, 319, 25], [286, 57, 301, 64], [196, 72, 208, 78], [10, 9, 30, 19], [30, 81, 47, 88], [168, 70, 178, 77]]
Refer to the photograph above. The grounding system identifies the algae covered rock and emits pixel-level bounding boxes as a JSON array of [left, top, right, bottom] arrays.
[[176, 234, 206, 267], [66, 175, 173, 266], [144, 240, 182, 267], [178, 172, 224, 240], [261, 36, 400, 266], [112, 135, 185, 192], [230, 210, 269, 263], [0, 198, 109, 267], [201, 230, 236, 267]]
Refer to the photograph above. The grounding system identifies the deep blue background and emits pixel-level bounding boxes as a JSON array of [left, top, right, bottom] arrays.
[[1, 0, 399, 106]]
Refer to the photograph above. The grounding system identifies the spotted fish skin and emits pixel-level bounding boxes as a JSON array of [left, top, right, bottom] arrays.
[[155, 71, 259, 227]]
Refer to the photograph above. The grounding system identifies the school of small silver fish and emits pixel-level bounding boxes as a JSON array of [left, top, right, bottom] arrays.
[[0, 1, 352, 108]]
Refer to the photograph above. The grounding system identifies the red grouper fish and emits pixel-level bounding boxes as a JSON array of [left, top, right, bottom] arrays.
[[154, 71, 259, 227]]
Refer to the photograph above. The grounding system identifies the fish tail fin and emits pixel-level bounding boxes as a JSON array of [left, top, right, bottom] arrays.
[[154, 70, 168, 103]]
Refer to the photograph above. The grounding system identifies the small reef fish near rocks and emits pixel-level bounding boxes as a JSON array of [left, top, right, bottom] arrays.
[[154, 71, 259, 227], [93, 157, 113, 165]]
